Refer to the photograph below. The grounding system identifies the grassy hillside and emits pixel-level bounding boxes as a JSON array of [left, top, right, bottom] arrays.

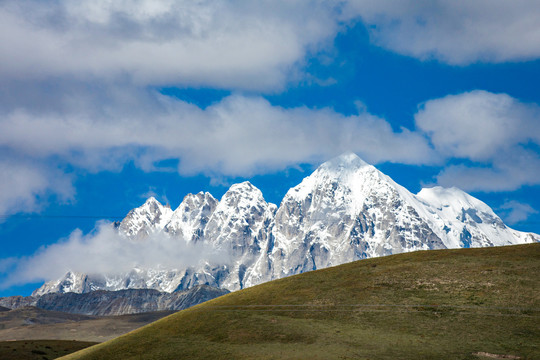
[[61, 244, 540, 360]]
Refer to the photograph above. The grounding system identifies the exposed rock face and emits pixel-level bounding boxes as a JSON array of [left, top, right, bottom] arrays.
[[34, 153, 539, 296], [1, 285, 228, 316]]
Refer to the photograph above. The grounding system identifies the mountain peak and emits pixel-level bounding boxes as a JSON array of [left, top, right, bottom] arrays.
[[228, 181, 257, 192], [145, 196, 157, 202], [283, 152, 383, 210], [319, 152, 370, 173], [143, 196, 162, 207], [220, 181, 266, 208], [35, 151, 538, 297], [118, 196, 173, 239], [417, 186, 493, 214]]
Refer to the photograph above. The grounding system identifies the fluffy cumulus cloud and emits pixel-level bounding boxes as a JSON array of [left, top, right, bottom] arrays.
[[7, 88, 537, 194], [345, 0, 540, 64], [2, 87, 539, 215], [415, 90, 540, 191], [0, 0, 340, 90], [0, 87, 436, 177], [0, 222, 228, 288]]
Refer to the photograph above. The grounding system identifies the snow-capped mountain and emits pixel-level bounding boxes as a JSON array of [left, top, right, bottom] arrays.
[[34, 153, 539, 296], [119, 197, 173, 240], [164, 192, 218, 242]]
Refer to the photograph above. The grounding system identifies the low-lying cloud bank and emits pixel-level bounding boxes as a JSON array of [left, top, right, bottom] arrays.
[[0, 221, 228, 289]]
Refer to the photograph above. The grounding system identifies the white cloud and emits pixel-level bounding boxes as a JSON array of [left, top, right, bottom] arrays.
[[0, 159, 74, 216], [4, 87, 539, 218], [2, 0, 540, 93], [0, 81, 438, 216], [2, 87, 538, 218], [434, 151, 540, 192], [415, 90, 540, 191], [0, 0, 340, 91], [2, 0, 540, 219], [415, 90, 540, 161], [0, 89, 436, 178], [344, 0, 540, 64], [0, 222, 228, 288], [499, 200, 539, 225]]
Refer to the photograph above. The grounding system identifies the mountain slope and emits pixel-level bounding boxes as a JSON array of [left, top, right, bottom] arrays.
[[36, 153, 539, 296], [60, 243, 540, 360]]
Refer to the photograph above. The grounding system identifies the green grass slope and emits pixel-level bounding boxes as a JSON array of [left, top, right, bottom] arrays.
[[61, 244, 539, 360]]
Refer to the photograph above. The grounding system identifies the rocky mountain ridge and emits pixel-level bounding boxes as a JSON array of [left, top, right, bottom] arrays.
[[34, 153, 539, 296], [0, 285, 228, 316]]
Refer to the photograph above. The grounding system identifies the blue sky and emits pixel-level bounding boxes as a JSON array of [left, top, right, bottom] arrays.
[[0, 1, 539, 297]]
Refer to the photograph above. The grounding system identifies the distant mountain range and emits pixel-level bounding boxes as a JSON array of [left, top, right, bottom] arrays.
[[29, 152, 537, 301], [0, 285, 228, 316]]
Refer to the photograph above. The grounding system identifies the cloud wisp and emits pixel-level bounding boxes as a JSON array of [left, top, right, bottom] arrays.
[[0, 159, 73, 216], [0, 222, 229, 289], [499, 200, 539, 225]]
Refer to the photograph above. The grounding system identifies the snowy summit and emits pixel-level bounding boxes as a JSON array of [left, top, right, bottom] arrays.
[[34, 153, 539, 296]]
